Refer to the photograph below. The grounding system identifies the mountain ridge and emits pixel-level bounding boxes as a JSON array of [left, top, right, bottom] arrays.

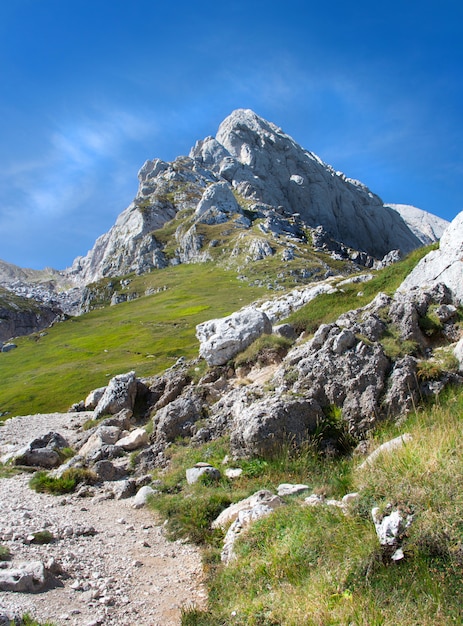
[[65, 109, 443, 286]]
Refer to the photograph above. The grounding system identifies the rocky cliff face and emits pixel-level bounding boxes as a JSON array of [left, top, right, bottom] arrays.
[[66, 109, 430, 286], [0, 288, 62, 343]]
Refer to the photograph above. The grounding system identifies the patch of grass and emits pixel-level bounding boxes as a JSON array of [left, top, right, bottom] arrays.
[[235, 334, 293, 368], [174, 386, 463, 625], [31, 530, 54, 544], [0, 265, 266, 417], [286, 244, 435, 334], [0, 544, 11, 560], [29, 468, 97, 494]]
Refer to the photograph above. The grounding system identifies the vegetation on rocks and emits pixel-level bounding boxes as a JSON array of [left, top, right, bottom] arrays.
[[155, 386, 463, 625], [29, 468, 97, 494]]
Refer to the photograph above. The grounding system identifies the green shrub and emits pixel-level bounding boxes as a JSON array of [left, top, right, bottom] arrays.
[[31, 530, 54, 544], [235, 334, 293, 368], [29, 468, 96, 494], [0, 544, 11, 560]]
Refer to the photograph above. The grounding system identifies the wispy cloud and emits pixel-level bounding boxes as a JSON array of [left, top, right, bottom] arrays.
[[1, 108, 158, 219]]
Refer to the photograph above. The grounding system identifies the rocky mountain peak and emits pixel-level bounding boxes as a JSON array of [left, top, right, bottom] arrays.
[[3, 110, 446, 295]]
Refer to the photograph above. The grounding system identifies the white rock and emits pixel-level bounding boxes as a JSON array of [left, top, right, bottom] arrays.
[[196, 306, 272, 366], [397, 211, 463, 304], [115, 428, 148, 451], [78, 426, 121, 458], [132, 486, 157, 509], [224, 468, 243, 479], [277, 483, 309, 496], [454, 336, 463, 372], [358, 434, 412, 470], [212, 490, 283, 529], [185, 465, 221, 485]]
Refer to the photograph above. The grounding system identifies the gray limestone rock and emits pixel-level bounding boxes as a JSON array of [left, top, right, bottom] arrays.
[[397, 211, 463, 304], [0, 560, 49, 592], [94, 371, 138, 418], [196, 306, 272, 366], [230, 396, 324, 459], [153, 389, 204, 442], [185, 464, 221, 485]]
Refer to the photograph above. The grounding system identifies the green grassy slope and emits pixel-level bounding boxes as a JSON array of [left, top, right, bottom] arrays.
[[0, 265, 266, 418]]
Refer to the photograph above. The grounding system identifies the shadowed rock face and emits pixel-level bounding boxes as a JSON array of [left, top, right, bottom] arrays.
[[68, 109, 425, 284]]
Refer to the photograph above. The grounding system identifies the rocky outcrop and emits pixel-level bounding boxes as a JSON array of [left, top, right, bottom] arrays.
[[93, 371, 138, 418], [397, 211, 463, 304], [65, 109, 430, 286], [0, 288, 62, 343], [196, 306, 272, 366]]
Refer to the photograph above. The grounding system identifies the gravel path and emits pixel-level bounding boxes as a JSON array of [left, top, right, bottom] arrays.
[[0, 413, 206, 625]]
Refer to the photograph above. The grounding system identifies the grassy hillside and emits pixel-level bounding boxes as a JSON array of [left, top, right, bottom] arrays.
[[0, 265, 266, 419], [167, 385, 463, 626], [0, 244, 436, 420]]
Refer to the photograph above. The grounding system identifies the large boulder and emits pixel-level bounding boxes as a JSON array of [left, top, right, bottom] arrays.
[[196, 306, 272, 366], [230, 396, 324, 459], [94, 371, 138, 418], [14, 431, 69, 469], [0, 561, 49, 592], [153, 389, 204, 442], [397, 211, 463, 304]]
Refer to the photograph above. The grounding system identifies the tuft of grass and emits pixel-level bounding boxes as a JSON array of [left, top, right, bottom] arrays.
[[234, 334, 293, 368], [29, 468, 97, 494], [31, 530, 54, 544], [0, 544, 11, 560]]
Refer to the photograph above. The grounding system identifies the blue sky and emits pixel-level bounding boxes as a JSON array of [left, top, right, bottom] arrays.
[[0, 0, 462, 270]]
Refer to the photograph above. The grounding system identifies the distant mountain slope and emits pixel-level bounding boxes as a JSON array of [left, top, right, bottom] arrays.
[[386, 203, 449, 245], [67, 109, 425, 285]]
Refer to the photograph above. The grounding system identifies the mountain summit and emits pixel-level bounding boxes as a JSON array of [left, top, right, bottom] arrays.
[[64, 109, 443, 284]]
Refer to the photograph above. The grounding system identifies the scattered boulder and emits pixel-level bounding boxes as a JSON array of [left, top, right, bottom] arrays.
[[132, 485, 157, 509], [93, 460, 127, 482], [212, 489, 283, 530], [0, 560, 50, 592], [78, 426, 121, 458], [115, 427, 149, 451], [277, 483, 310, 497], [94, 371, 138, 418], [14, 431, 69, 469], [186, 463, 221, 485], [230, 396, 324, 459], [358, 434, 412, 470], [196, 306, 272, 366], [372, 506, 413, 560], [113, 478, 137, 500], [217, 490, 284, 564], [1, 343, 17, 353]]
